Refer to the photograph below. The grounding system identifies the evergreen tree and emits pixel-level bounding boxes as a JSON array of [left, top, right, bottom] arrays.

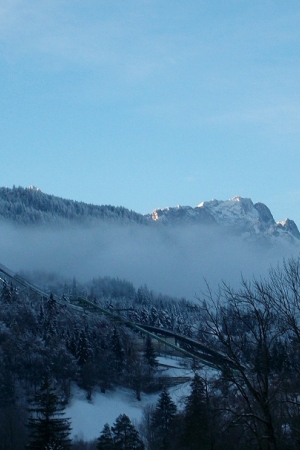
[[97, 423, 114, 450], [143, 335, 157, 369], [96, 337, 113, 393], [111, 327, 124, 375], [26, 376, 72, 449], [66, 325, 79, 357], [152, 387, 177, 450], [0, 353, 15, 407], [1, 280, 12, 303], [77, 329, 92, 366], [43, 294, 58, 340], [112, 414, 144, 450], [46, 293, 58, 317], [125, 354, 149, 401], [182, 373, 209, 450], [76, 328, 96, 399]]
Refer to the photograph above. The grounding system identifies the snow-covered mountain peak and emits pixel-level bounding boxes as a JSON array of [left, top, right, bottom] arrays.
[[198, 195, 253, 210], [151, 196, 299, 242], [276, 218, 300, 239], [196, 196, 261, 226]]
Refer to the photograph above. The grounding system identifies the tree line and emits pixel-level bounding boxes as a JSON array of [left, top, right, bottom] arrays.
[[24, 371, 208, 449], [0, 186, 147, 225], [1, 257, 300, 448]]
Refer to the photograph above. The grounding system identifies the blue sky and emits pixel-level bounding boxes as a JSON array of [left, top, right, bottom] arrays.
[[1, 1, 300, 224]]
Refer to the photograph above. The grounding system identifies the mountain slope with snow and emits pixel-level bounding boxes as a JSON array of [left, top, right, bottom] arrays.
[[151, 196, 300, 242], [0, 186, 298, 245]]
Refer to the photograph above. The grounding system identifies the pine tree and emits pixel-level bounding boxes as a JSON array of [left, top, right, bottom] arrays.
[[76, 329, 95, 400], [96, 337, 113, 393], [97, 423, 114, 450], [151, 387, 177, 450], [1, 280, 12, 303], [143, 335, 157, 369], [26, 376, 72, 449], [43, 294, 58, 341], [112, 414, 144, 450], [46, 293, 58, 317], [182, 373, 209, 449], [111, 327, 124, 375], [0, 353, 15, 407], [77, 329, 92, 366]]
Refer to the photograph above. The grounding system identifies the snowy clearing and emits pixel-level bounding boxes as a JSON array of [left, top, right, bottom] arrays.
[[66, 385, 155, 441], [66, 356, 216, 441]]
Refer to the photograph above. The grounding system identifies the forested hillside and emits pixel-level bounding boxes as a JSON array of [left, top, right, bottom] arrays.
[[2, 259, 300, 449], [25, 271, 202, 337], [1, 186, 299, 245], [0, 275, 162, 448], [0, 186, 147, 225]]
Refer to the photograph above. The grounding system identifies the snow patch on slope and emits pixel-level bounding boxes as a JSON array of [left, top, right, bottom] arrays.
[[66, 386, 149, 441], [197, 196, 260, 229], [66, 357, 198, 441]]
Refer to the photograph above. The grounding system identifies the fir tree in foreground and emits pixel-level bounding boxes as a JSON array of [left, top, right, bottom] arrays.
[[27, 376, 72, 449], [97, 414, 144, 450], [97, 423, 114, 449], [151, 387, 177, 450], [182, 373, 209, 449]]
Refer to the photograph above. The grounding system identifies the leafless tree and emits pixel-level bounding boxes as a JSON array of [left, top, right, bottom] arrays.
[[199, 260, 300, 450]]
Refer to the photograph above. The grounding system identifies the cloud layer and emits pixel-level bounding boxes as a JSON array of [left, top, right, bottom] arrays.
[[1, 221, 298, 300]]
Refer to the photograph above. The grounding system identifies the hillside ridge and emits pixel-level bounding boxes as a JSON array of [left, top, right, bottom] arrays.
[[0, 186, 299, 242]]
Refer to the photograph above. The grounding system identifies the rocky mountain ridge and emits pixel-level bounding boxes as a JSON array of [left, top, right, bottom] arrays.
[[0, 186, 299, 243], [151, 196, 300, 240]]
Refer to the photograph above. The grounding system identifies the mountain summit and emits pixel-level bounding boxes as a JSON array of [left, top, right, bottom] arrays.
[[151, 196, 300, 241]]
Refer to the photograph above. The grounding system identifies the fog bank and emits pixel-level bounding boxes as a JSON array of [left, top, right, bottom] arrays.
[[0, 221, 298, 300]]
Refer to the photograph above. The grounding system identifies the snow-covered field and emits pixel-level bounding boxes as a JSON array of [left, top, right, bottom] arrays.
[[66, 385, 154, 441], [66, 356, 205, 441]]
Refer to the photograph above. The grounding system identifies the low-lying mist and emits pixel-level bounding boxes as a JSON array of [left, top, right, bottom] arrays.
[[0, 221, 298, 300]]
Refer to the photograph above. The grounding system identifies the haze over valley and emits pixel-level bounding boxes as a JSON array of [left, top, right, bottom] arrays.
[[1, 186, 298, 299]]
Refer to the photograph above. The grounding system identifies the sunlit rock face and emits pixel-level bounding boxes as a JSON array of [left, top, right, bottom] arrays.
[[151, 196, 300, 244], [151, 204, 216, 226]]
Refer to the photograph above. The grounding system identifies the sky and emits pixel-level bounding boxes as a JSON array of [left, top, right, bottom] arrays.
[[1, 1, 300, 225]]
